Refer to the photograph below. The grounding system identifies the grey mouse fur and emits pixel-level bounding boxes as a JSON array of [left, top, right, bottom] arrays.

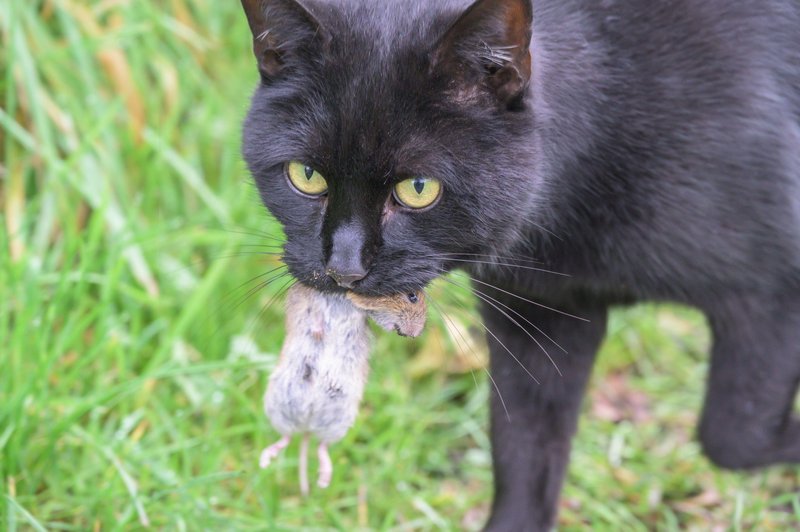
[[260, 284, 426, 494]]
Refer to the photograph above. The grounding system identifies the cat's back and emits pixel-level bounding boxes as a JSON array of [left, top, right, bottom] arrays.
[[575, 0, 800, 170], [538, 0, 799, 105], [525, 0, 800, 296], [585, 0, 800, 195]]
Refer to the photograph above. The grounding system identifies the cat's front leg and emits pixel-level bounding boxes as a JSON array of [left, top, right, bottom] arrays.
[[477, 285, 608, 532]]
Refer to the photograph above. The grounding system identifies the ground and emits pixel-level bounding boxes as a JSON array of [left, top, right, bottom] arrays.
[[2, 1, 798, 530]]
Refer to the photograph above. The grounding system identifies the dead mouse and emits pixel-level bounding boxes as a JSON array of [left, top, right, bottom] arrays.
[[259, 284, 426, 495]]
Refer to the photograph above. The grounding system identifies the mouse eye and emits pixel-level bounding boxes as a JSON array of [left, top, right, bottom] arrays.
[[406, 293, 419, 303]]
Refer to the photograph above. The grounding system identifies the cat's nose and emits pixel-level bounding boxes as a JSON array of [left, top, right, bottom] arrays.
[[327, 268, 367, 288], [326, 223, 371, 288]]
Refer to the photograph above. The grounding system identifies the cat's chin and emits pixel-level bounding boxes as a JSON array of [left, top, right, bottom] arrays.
[[292, 276, 346, 295], [296, 279, 384, 298]]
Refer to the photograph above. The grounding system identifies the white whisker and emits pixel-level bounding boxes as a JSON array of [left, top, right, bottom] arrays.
[[438, 275, 563, 377], [467, 276, 589, 323], [428, 257, 570, 277], [434, 294, 540, 385], [443, 274, 568, 354], [424, 252, 544, 265], [427, 295, 512, 422]]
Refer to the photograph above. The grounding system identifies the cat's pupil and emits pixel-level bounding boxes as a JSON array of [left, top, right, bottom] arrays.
[[304, 166, 314, 180], [413, 178, 425, 194]]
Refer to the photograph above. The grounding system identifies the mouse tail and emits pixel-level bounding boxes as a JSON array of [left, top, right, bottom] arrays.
[[299, 433, 310, 497]]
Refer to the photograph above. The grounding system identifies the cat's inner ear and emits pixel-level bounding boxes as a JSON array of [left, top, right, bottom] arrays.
[[432, 0, 533, 107], [240, 0, 325, 81]]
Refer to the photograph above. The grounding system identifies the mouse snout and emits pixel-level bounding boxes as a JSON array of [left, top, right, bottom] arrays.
[[395, 321, 424, 338]]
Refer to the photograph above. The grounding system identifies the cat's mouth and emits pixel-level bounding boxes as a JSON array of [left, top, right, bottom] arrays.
[[281, 244, 448, 298], [306, 277, 426, 298], [294, 269, 434, 300]]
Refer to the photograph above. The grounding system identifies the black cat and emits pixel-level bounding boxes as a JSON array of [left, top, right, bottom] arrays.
[[239, 0, 800, 529]]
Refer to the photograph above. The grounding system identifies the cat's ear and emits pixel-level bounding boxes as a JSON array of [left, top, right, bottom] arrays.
[[240, 0, 325, 82], [431, 0, 533, 107]]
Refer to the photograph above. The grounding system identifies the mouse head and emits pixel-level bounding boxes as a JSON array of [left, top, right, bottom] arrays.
[[347, 291, 427, 338]]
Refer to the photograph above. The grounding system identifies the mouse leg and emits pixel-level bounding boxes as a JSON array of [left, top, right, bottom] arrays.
[[259, 435, 290, 469], [299, 434, 310, 496], [317, 442, 333, 489]]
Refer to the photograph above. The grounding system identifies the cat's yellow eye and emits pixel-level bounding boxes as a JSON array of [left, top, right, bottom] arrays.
[[393, 177, 442, 210], [286, 161, 328, 196]]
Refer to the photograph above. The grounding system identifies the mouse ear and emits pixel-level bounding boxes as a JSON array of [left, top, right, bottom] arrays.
[[430, 0, 533, 108], [240, 0, 327, 82]]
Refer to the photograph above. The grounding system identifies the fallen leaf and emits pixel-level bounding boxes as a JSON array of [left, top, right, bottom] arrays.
[[591, 372, 652, 423], [407, 320, 489, 379], [407, 326, 448, 378], [672, 488, 723, 515]]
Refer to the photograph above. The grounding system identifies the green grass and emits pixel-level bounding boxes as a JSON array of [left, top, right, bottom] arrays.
[[1, 1, 798, 530]]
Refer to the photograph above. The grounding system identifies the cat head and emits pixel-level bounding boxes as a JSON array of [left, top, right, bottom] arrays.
[[241, 0, 537, 296]]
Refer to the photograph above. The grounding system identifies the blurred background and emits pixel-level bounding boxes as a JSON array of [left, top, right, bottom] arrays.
[[1, 1, 798, 529]]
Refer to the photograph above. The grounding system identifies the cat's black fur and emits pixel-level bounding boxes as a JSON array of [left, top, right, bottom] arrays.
[[240, 0, 800, 529]]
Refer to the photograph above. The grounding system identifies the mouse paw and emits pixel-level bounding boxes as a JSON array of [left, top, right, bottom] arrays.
[[259, 435, 290, 469]]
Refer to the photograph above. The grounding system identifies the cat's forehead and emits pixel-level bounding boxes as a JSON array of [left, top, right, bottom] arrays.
[[312, 0, 469, 46], [303, 50, 452, 178], [252, 0, 487, 181], [310, 0, 465, 92]]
